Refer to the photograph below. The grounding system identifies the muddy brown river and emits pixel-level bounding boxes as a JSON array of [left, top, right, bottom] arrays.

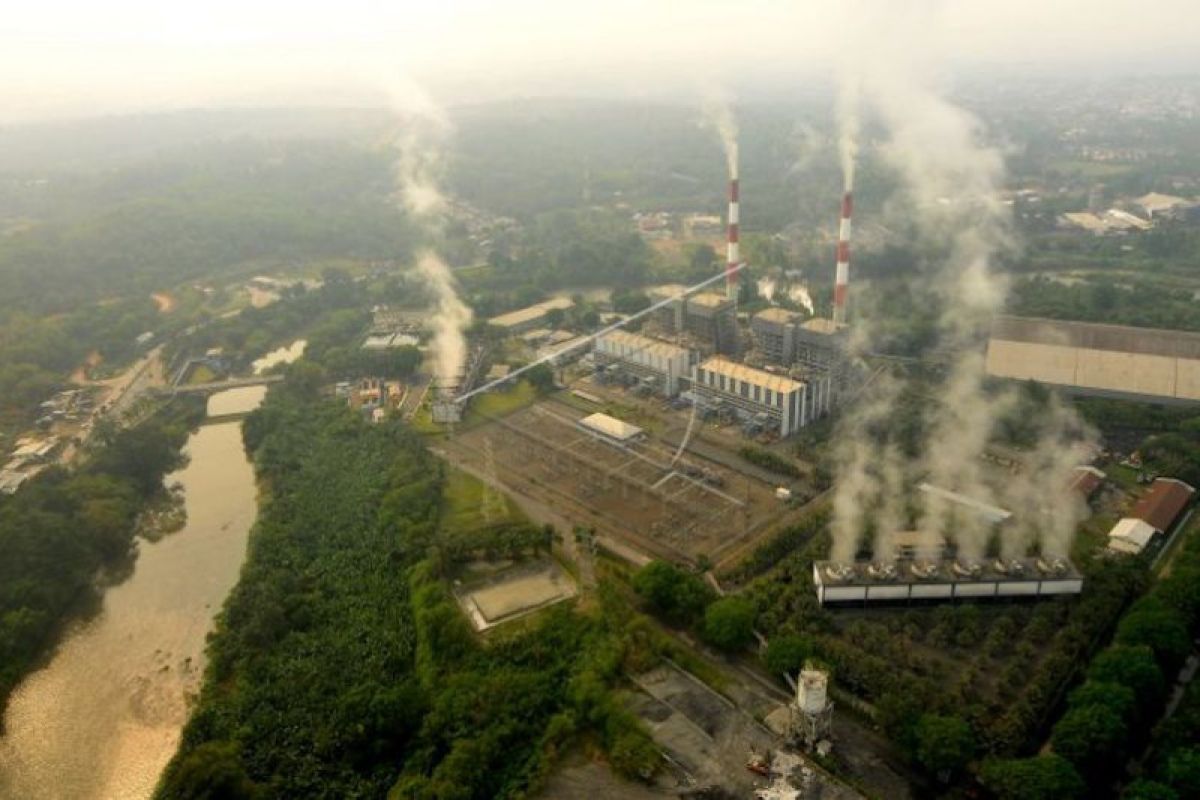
[[0, 386, 267, 799]]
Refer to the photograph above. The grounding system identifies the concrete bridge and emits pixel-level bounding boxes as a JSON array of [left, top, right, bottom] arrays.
[[170, 374, 285, 395]]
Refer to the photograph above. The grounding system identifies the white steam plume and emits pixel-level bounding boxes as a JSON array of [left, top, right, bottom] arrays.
[[415, 252, 473, 389], [701, 89, 739, 178], [826, 18, 1096, 565], [387, 84, 473, 389], [836, 72, 860, 192]]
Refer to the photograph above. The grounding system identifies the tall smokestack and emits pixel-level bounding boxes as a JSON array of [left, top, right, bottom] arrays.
[[832, 191, 852, 326], [726, 163, 740, 301]]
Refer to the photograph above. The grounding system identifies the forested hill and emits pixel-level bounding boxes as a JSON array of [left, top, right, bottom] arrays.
[[0, 108, 390, 173], [157, 378, 658, 798], [447, 98, 863, 230], [0, 139, 414, 318]]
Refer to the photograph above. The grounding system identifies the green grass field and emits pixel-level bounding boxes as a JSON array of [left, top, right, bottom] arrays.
[[413, 381, 539, 436], [463, 381, 538, 425], [441, 467, 523, 538], [184, 364, 217, 385]]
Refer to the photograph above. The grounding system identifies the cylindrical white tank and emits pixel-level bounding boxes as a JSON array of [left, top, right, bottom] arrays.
[[796, 669, 828, 715]]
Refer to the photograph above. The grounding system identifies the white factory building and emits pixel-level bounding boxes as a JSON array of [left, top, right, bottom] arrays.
[[692, 356, 830, 437], [594, 330, 693, 396]]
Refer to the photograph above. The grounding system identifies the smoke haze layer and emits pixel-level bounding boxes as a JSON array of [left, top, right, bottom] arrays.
[[701, 89, 739, 179]]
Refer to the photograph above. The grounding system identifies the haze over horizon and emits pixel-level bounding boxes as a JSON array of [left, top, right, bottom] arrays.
[[5, 0, 1200, 124]]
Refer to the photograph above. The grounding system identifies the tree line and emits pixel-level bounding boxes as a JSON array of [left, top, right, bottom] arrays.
[[157, 376, 660, 798]]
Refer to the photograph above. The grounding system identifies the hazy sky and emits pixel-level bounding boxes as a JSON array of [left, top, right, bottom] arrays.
[[3, 0, 1199, 122]]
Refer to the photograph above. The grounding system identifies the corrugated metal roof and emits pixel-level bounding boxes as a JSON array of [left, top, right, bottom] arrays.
[[1108, 517, 1157, 553], [597, 329, 690, 361], [1132, 478, 1195, 533], [699, 356, 803, 393], [991, 315, 1200, 360]]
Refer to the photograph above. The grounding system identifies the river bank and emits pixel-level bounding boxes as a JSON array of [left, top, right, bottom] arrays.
[[0, 387, 265, 799]]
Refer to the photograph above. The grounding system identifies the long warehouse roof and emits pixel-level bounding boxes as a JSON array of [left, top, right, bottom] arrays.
[[1131, 477, 1195, 533], [698, 356, 804, 394], [487, 297, 574, 328], [991, 315, 1200, 360], [597, 329, 690, 360]]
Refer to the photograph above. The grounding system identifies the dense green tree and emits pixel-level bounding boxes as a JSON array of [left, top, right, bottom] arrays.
[[631, 561, 713, 626], [1115, 598, 1192, 672], [1088, 645, 1166, 709], [980, 755, 1086, 800], [1124, 779, 1180, 800], [88, 421, 188, 497], [914, 714, 975, 779], [1165, 748, 1200, 798], [1158, 565, 1200, 630], [763, 634, 814, 676], [162, 742, 261, 800], [525, 363, 557, 394], [611, 288, 651, 315], [703, 597, 756, 652], [1051, 704, 1127, 775]]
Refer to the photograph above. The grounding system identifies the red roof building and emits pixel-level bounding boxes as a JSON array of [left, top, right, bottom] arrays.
[[1068, 466, 1105, 500], [1131, 478, 1195, 534]]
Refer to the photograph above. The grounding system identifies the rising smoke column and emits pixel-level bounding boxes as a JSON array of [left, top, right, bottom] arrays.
[[836, 72, 860, 194], [389, 95, 473, 389], [826, 21, 1095, 564]]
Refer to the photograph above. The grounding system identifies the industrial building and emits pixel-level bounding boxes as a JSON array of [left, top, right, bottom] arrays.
[[486, 297, 574, 334], [1107, 518, 1158, 556], [986, 315, 1200, 403], [1107, 477, 1195, 555], [577, 412, 645, 444], [648, 287, 740, 356], [692, 357, 830, 437], [813, 558, 1084, 606], [593, 329, 693, 396], [1069, 465, 1106, 501], [751, 307, 804, 364], [536, 334, 591, 366]]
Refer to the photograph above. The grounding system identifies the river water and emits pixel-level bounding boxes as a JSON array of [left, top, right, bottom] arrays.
[[0, 385, 267, 800]]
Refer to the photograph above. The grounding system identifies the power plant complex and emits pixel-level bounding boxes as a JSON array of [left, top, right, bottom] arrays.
[[431, 128, 1103, 613], [444, 141, 855, 440]]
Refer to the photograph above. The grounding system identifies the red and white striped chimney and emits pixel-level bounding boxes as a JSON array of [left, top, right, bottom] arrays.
[[725, 173, 740, 301], [832, 191, 852, 326]]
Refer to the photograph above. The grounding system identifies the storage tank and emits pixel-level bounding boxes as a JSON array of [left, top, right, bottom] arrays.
[[796, 668, 829, 716]]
